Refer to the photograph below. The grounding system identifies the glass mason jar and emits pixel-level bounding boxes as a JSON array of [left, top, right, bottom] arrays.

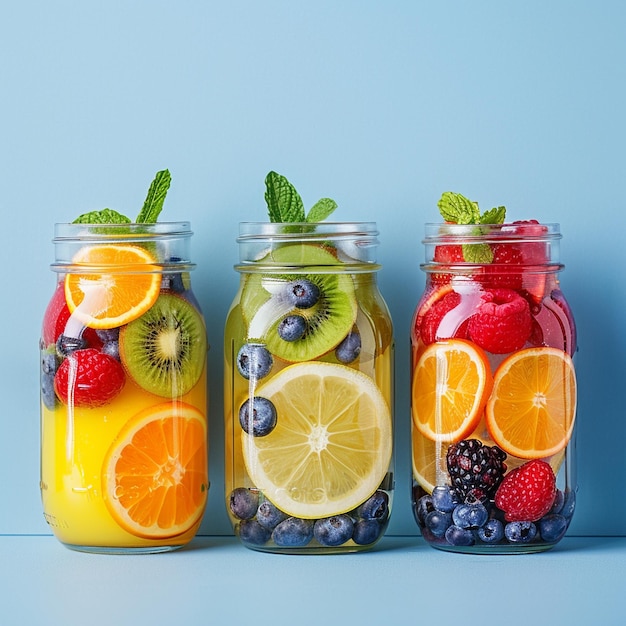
[[411, 222, 577, 554], [224, 222, 394, 553], [40, 222, 209, 553]]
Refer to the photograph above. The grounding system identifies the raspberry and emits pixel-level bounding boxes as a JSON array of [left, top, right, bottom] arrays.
[[54, 348, 125, 407], [468, 288, 531, 354], [418, 290, 469, 345], [446, 439, 507, 503], [495, 459, 556, 522]]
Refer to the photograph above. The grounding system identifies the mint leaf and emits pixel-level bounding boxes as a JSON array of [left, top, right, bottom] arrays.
[[480, 206, 506, 224], [264, 171, 306, 223], [72, 208, 131, 224], [463, 242, 494, 263], [437, 192, 480, 225], [136, 169, 171, 223], [306, 198, 337, 223]]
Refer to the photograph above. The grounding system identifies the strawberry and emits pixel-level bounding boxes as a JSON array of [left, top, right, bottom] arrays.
[[431, 243, 465, 285], [467, 288, 532, 354], [42, 283, 103, 349], [54, 348, 125, 408], [495, 459, 557, 522]]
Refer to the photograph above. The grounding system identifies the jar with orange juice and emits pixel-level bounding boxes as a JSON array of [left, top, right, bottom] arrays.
[[411, 192, 577, 553], [224, 172, 394, 553], [40, 171, 209, 553]]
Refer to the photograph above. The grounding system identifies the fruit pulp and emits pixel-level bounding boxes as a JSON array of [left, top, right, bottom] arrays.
[[411, 270, 577, 553], [40, 273, 208, 553], [224, 272, 394, 553]]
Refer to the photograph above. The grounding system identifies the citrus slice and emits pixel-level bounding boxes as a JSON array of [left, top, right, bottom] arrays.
[[412, 339, 492, 443], [486, 347, 577, 459], [242, 361, 392, 519], [411, 426, 448, 493], [65, 244, 161, 329], [103, 402, 208, 539]]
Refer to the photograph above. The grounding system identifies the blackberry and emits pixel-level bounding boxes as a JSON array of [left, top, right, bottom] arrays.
[[446, 439, 507, 503]]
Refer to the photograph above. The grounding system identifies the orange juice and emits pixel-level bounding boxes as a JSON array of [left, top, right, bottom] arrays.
[[40, 222, 208, 553]]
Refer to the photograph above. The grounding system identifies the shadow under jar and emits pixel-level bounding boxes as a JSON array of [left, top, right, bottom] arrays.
[[224, 222, 394, 553], [411, 222, 577, 554]]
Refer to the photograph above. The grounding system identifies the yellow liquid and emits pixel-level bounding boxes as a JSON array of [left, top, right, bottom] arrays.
[[224, 273, 394, 552], [40, 369, 208, 552]]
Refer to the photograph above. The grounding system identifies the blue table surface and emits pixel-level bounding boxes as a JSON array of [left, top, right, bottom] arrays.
[[1, 535, 623, 625]]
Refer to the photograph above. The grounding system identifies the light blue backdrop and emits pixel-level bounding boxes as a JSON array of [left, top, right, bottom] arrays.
[[1, 0, 624, 538]]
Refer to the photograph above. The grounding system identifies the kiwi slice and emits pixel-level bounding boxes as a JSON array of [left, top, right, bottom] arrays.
[[241, 244, 357, 362], [119, 293, 207, 397]]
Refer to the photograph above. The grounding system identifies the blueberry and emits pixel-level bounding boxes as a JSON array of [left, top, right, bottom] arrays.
[[56, 334, 87, 357], [40, 352, 58, 410], [476, 519, 504, 543], [96, 328, 120, 343], [560, 490, 576, 520], [239, 519, 271, 546], [356, 490, 389, 522], [414, 494, 435, 525], [335, 331, 361, 364], [236, 343, 273, 380], [229, 487, 259, 520], [550, 489, 565, 514], [272, 517, 314, 548], [285, 279, 320, 309], [432, 485, 460, 513], [256, 500, 288, 530], [102, 341, 120, 361], [352, 519, 384, 545], [425, 510, 452, 538], [239, 397, 277, 437], [504, 521, 537, 543], [539, 514, 568, 543], [314, 515, 355, 547], [277, 315, 307, 342], [445, 525, 475, 547], [452, 502, 488, 529]]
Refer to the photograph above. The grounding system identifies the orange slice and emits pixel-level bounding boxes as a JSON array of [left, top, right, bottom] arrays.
[[65, 244, 161, 329], [103, 402, 208, 539], [412, 339, 492, 443], [486, 347, 577, 459], [411, 426, 448, 493]]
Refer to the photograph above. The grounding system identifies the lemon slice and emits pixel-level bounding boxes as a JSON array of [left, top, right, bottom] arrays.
[[242, 362, 392, 519]]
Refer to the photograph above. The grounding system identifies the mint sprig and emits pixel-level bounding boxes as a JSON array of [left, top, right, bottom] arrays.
[[264, 171, 337, 223], [437, 192, 507, 264], [72, 208, 131, 225], [136, 169, 171, 223], [71, 169, 171, 225]]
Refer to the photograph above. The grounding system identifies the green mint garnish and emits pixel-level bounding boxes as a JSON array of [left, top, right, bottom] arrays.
[[437, 192, 480, 225], [480, 206, 506, 225], [437, 192, 507, 264], [264, 171, 337, 223], [71, 169, 171, 225], [265, 171, 305, 222], [72, 208, 131, 224], [306, 198, 337, 223], [136, 169, 171, 223]]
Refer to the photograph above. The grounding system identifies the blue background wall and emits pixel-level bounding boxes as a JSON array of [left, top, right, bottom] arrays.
[[1, 0, 624, 538]]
